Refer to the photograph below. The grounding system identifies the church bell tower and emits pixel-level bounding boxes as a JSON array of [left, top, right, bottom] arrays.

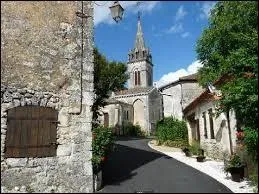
[[127, 14, 153, 89]]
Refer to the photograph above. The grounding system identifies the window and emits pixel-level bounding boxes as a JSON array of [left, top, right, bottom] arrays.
[[136, 51, 139, 59], [134, 70, 141, 86], [138, 71, 141, 85], [126, 111, 129, 120], [5, 106, 58, 158], [208, 109, 215, 139], [202, 112, 208, 139]]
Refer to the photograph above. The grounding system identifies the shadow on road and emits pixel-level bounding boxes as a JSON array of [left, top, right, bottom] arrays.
[[102, 138, 163, 186]]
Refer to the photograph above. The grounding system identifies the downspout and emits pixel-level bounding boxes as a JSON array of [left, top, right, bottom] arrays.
[[180, 82, 184, 119], [75, 1, 92, 115]]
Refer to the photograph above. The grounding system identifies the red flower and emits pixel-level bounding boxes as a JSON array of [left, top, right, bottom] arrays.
[[236, 131, 244, 140], [101, 157, 106, 161]]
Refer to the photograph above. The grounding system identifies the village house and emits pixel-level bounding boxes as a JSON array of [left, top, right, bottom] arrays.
[[158, 73, 204, 120], [183, 76, 237, 159], [1, 1, 94, 192]]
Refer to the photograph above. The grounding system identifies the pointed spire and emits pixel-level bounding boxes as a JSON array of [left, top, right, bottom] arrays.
[[134, 14, 145, 51]]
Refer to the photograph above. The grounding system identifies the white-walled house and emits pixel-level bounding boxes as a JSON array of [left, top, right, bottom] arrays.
[[183, 83, 237, 160], [159, 74, 204, 120]]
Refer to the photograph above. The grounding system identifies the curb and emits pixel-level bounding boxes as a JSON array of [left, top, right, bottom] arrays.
[[148, 141, 255, 193]]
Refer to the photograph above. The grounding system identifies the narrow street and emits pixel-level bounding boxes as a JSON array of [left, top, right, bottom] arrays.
[[98, 137, 232, 193]]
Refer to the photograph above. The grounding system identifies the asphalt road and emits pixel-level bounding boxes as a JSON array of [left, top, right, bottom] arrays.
[[98, 137, 232, 193]]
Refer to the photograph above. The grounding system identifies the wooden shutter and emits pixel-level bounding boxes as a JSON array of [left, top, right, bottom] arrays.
[[5, 106, 58, 158]]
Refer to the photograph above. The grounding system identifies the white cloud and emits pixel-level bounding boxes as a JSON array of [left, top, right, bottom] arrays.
[[166, 23, 183, 34], [199, 2, 216, 20], [155, 60, 203, 88], [94, 1, 159, 26], [175, 5, 187, 21], [181, 32, 190, 38]]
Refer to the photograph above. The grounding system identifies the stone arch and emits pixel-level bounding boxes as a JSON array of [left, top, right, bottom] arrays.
[[133, 99, 145, 130]]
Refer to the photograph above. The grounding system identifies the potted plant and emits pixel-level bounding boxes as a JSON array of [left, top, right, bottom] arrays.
[[196, 148, 206, 162], [224, 153, 245, 182], [182, 147, 191, 157]]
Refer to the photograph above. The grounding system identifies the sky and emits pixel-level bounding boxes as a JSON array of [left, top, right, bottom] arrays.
[[94, 1, 217, 88]]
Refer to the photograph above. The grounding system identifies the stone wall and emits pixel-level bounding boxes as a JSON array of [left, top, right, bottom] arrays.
[[1, 1, 94, 193], [148, 88, 163, 133]]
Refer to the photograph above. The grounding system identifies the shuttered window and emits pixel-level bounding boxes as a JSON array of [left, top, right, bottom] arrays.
[[5, 106, 58, 158]]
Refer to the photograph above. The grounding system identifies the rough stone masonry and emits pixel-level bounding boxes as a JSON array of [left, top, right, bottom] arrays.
[[1, 1, 94, 193]]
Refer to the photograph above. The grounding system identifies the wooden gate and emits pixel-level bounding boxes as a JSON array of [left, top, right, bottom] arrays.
[[5, 106, 58, 158]]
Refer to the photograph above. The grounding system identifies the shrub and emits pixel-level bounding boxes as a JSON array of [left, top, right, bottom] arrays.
[[164, 139, 189, 148], [155, 117, 188, 146], [122, 122, 145, 137], [243, 127, 258, 160], [92, 126, 115, 173], [224, 153, 245, 173], [189, 140, 200, 155]]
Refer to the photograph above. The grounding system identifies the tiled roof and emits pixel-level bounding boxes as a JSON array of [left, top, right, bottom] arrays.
[[179, 73, 198, 81], [183, 74, 232, 114], [159, 73, 198, 91], [115, 87, 153, 96]]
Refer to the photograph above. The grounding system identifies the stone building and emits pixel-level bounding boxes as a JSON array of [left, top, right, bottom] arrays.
[[1, 1, 94, 193], [158, 73, 204, 120], [183, 76, 237, 159], [99, 16, 163, 135]]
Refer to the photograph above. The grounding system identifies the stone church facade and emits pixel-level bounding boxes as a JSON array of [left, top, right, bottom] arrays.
[[99, 17, 163, 135]]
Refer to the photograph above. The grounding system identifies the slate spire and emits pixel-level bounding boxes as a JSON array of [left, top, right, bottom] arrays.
[[134, 14, 145, 51]]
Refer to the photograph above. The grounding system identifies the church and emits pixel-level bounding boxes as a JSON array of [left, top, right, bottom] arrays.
[[99, 16, 163, 135]]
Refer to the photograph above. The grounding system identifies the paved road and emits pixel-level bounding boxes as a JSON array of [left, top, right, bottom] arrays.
[[98, 137, 232, 193]]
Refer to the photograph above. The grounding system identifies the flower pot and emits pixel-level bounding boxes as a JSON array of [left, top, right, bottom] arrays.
[[94, 170, 103, 191], [229, 166, 244, 182], [185, 151, 191, 157], [196, 156, 206, 162]]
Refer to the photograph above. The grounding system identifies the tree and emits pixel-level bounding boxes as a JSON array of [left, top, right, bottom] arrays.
[[196, 1, 258, 130], [92, 48, 129, 126]]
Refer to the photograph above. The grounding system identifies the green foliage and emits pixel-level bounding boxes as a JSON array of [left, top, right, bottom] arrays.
[[92, 126, 115, 172], [243, 127, 258, 160], [224, 153, 244, 173], [196, 1, 258, 129], [189, 140, 200, 155], [92, 48, 129, 125], [121, 122, 145, 137], [155, 117, 188, 147], [163, 139, 188, 148]]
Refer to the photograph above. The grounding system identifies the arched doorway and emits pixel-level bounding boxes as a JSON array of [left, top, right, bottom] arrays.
[[133, 99, 145, 130]]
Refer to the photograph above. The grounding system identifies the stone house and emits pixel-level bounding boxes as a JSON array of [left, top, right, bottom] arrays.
[[98, 16, 163, 135], [1, 1, 94, 193], [183, 76, 237, 159], [158, 73, 204, 120]]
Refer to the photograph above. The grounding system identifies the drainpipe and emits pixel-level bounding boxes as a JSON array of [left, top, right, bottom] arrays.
[[75, 1, 92, 115], [226, 110, 233, 155], [180, 83, 183, 119]]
